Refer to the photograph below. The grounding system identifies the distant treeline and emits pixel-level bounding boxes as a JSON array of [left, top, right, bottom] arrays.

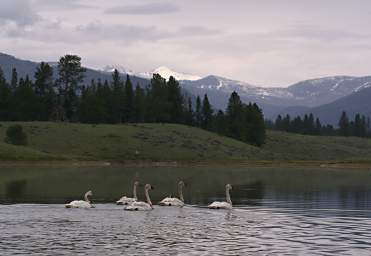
[[266, 112, 371, 138], [0, 54, 266, 146]]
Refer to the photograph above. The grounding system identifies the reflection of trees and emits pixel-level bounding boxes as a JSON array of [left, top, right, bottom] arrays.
[[236, 181, 265, 206], [339, 186, 369, 209], [5, 179, 27, 202]]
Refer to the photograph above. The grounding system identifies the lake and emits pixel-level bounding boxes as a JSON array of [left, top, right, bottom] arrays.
[[1, 165, 371, 255]]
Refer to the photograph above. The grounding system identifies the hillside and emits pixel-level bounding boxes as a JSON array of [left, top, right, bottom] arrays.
[[0, 122, 370, 163]]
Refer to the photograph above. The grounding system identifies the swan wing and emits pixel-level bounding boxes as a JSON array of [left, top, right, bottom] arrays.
[[124, 201, 152, 211], [65, 200, 92, 208], [208, 201, 232, 209], [116, 196, 136, 205], [159, 197, 184, 206]]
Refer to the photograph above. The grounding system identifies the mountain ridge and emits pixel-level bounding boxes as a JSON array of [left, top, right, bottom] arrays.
[[1, 52, 370, 123]]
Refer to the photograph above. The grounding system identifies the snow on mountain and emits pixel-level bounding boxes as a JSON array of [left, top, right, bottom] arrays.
[[138, 66, 201, 81], [102, 65, 201, 81], [102, 65, 136, 76]]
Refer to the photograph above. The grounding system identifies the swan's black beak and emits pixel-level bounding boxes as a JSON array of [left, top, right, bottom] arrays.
[[151, 185, 155, 190]]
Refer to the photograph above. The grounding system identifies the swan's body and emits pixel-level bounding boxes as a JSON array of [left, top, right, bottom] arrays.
[[125, 184, 154, 211], [116, 181, 139, 205], [159, 181, 185, 207], [65, 191, 94, 208], [208, 184, 233, 210]]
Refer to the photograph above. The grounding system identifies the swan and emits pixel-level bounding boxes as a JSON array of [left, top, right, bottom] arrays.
[[124, 184, 154, 211], [159, 181, 185, 207], [208, 184, 233, 210], [116, 181, 139, 205], [65, 190, 94, 208]]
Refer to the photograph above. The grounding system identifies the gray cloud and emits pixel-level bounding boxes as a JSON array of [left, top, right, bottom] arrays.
[[35, 0, 94, 10], [105, 2, 179, 15], [2, 0, 371, 85], [0, 0, 39, 26], [75, 22, 171, 43]]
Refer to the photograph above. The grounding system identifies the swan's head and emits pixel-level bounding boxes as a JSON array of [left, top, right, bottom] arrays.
[[178, 181, 185, 187], [134, 181, 140, 186], [226, 184, 232, 190], [145, 184, 153, 190], [85, 190, 93, 197]]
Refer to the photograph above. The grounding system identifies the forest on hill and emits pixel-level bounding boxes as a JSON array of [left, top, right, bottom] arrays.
[[0, 55, 265, 146]]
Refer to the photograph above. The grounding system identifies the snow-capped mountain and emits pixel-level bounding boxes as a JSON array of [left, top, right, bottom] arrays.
[[137, 66, 201, 81], [102, 65, 201, 81], [181, 74, 371, 118], [2, 52, 371, 123], [102, 65, 136, 76]]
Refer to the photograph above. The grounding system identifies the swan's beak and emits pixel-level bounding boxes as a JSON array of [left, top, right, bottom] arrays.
[[151, 186, 155, 190]]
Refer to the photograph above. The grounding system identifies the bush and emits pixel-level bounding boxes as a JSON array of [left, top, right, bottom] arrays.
[[5, 125, 28, 146]]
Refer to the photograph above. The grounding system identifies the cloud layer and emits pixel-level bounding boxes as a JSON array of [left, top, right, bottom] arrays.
[[1, 0, 371, 86], [105, 2, 179, 15]]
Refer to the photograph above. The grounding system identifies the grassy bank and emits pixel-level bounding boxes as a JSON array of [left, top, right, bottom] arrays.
[[0, 122, 370, 164]]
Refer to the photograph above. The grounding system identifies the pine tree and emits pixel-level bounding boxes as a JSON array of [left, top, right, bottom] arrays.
[[167, 76, 183, 123], [123, 75, 134, 122], [275, 115, 283, 130], [315, 118, 322, 135], [354, 113, 363, 137], [0, 67, 11, 120], [225, 91, 243, 138], [147, 74, 169, 122], [11, 75, 38, 121], [184, 97, 194, 126], [133, 84, 146, 122], [34, 62, 54, 97], [34, 62, 55, 120], [214, 110, 226, 134], [195, 96, 202, 127], [338, 111, 350, 136], [201, 94, 213, 130], [111, 69, 124, 123], [10, 68, 18, 91], [57, 54, 86, 121]]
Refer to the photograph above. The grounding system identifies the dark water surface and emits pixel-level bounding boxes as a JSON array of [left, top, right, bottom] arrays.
[[1, 165, 371, 255]]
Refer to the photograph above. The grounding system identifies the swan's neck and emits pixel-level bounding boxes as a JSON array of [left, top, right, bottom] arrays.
[[84, 194, 90, 203], [178, 184, 184, 202], [145, 188, 153, 208], [226, 188, 232, 205], [133, 183, 138, 200]]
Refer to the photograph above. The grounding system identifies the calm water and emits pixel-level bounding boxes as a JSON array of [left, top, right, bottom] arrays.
[[1, 165, 371, 255]]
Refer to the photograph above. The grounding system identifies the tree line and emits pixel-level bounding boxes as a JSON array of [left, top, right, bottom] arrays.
[[267, 112, 371, 138], [0, 54, 266, 146]]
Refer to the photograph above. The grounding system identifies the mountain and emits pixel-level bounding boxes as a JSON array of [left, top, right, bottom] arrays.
[[137, 66, 201, 81], [280, 87, 371, 126], [1, 52, 371, 123], [181, 75, 371, 118], [0, 53, 149, 87]]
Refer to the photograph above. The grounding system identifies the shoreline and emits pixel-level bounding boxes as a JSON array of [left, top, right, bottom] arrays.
[[0, 160, 370, 169]]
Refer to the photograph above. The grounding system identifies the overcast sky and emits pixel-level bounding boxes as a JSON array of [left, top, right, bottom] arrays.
[[1, 0, 371, 87]]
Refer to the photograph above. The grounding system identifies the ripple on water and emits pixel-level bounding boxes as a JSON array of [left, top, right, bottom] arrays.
[[0, 204, 371, 255]]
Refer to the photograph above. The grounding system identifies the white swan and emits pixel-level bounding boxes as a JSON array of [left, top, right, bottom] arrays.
[[65, 190, 94, 208], [159, 181, 185, 207], [208, 184, 233, 210], [124, 184, 154, 211], [116, 181, 139, 205]]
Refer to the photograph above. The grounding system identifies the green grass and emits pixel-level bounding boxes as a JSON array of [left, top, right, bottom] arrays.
[[0, 122, 370, 163]]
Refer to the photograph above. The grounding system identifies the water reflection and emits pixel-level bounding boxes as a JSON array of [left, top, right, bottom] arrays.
[[0, 166, 370, 212], [5, 179, 27, 201]]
